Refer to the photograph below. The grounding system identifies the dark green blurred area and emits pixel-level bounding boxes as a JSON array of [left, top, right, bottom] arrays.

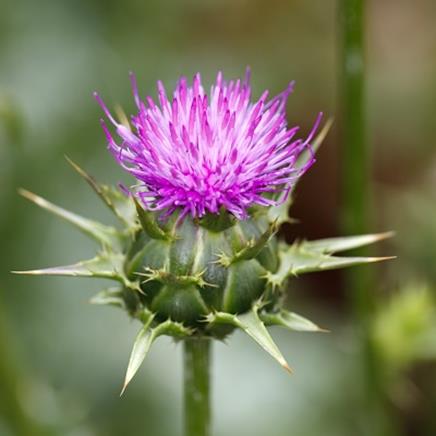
[[1, 0, 436, 435]]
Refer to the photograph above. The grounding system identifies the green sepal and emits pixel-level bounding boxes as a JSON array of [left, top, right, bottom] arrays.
[[266, 236, 395, 288], [151, 285, 209, 324], [267, 118, 334, 225], [260, 309, 327, 332], [13, 253, 141, 291], [219, 221, 278, 266], [134, 198, 172, 241], [66, 157, 137, 227], [267, 197, 297, 227], [305, 231, 394, 254], [121, 316, 193, 395], [207, 302, 292, 373], [19, 189, 123, 248], [198, 208, 236, 232], [138, 268, 214, 289], [13, 255, 121, 279], [90, 287, 125, 309]]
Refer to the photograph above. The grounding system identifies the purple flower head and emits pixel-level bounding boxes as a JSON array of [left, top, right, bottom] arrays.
[[95, 70, 322, 220]]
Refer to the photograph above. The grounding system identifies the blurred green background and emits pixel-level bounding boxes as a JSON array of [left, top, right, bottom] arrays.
[[1, 0, 436, 435]]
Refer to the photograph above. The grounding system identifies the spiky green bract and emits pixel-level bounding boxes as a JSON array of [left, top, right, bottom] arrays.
[[14, 154, 393, 391]]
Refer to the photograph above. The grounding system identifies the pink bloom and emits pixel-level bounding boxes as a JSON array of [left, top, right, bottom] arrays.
[[95, 70, 321, 220]]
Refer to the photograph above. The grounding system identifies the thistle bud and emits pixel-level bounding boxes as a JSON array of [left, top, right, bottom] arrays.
[[14, 71, 393, 391]]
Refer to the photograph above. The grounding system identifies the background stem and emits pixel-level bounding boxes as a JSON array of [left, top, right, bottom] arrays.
[[184, 339, 211, 436], [339, 2, 396, 435], [339, 0, 371, 301]]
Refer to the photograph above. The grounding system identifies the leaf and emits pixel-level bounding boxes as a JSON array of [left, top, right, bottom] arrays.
[[12, 254, 124, 281], [121, 318, 193, 394], [208, 304, 292, 373], [305, 232, 394, 254], [266, 240, 395, 288], [19, 189, 121, 247], [66, 157, 137, 227], [261, 310, 327, 332]]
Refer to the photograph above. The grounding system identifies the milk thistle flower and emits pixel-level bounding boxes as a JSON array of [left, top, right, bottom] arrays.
[[94, 70, 321, 220], [15, 70, 393, 436]]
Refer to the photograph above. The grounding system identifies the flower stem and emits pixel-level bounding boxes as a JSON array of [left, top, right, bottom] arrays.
[[184, 338, 211, 436]]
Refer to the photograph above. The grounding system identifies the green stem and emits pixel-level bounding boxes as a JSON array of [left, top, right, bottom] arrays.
[[339, 0, 375, 331], [339, 0, 370, 264], [339, 0, 373, 376], [184, 339, 211, 436], [339, 3, 397, 435]]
